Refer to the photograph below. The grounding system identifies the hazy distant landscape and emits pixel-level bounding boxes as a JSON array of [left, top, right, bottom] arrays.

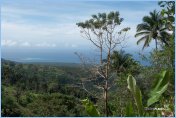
[[2, 49, 150, 66], [1, 0, 175, 117]]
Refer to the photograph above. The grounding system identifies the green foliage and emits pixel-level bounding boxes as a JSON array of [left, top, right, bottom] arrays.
[[1, 86, 21, 117], [1, 1, 175, 116], [1, 60, 88, 117], [26, 92, 38, 103], [76, 11, 124, 30], [127, 70, 173, 116], [135, 10, 170, 50], [125, 102, 134, 116], [110, 50, 140, 75], [147, 71, 170, 107], [25, 93, 86, 116], [81, 98, 100, 117], [127, 75, 143, 116], [159, 1, 175, 30]]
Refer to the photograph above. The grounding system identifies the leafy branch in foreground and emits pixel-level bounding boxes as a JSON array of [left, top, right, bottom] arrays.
[[127, 75, 143, 116], [81, 99, 100, 117], [126, 70, 172, 116], [147, 71, 170, 107]]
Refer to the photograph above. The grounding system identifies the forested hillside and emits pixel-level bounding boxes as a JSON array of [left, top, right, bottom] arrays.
[[1, 57, 139, 116], [1, 1, 175, 117], [2, 59, 91, 116]]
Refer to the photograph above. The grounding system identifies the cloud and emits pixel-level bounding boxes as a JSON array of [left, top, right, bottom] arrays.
[[1, 5, 90, 25], [1, 21, 87, 48], [64, 43, 78, 48], [1, 39, 57, 48], [21, 42, 31, 47], [1, 40, 17, 46], [1, 1, 159, 53], [35, 42, 56, 48], [22, 57, 43, 61]]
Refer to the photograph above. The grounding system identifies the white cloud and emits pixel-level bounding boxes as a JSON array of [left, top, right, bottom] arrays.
[[1, 39, 57, 48], [22, 58, 42, 61], [35, 42, 56, 48], [1, 21, 87, 48], [1, 1, 158, 52], [64, 43, 78, 48], [21, 42, 31, 47], [1, 40, 17, 46]]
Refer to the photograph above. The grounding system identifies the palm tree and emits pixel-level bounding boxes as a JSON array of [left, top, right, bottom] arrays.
[[110, 50, 138, 74], [135, 10, 170, 50]]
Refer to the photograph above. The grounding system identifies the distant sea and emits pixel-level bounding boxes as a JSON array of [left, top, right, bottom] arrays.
[[1, 48, 150, 66]]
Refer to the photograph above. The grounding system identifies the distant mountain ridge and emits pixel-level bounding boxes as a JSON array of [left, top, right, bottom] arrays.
[[1, 58, 19, 65]]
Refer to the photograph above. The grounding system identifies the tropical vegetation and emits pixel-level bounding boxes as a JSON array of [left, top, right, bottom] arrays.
[[1, 1, 175, 117]]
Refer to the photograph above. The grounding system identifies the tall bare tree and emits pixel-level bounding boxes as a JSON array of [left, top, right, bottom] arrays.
[[77, 13, 106, 64], [77, 11, 130, 116]]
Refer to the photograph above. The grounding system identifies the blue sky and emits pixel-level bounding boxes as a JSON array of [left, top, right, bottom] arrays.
[[1, 0, 161, 63]]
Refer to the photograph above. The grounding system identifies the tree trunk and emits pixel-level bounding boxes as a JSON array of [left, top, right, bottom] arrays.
[[104, 33, 112, 117], [155, 39, 158, 50], [100, 46, 103, 65], [104, 80, 108, 117], [104, 55, 111, 117]]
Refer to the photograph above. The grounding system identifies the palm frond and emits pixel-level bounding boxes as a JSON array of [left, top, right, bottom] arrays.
[[136, 35, 149, 45], [143, 16, 154, 26], [135, 31, 150, 37], [136, 23, 151, 32], [136, 9, 167, 50], [142, 35, 151, 50]]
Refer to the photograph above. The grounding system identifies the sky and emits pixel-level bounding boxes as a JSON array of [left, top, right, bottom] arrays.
[[1, 0, 161, 63]]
